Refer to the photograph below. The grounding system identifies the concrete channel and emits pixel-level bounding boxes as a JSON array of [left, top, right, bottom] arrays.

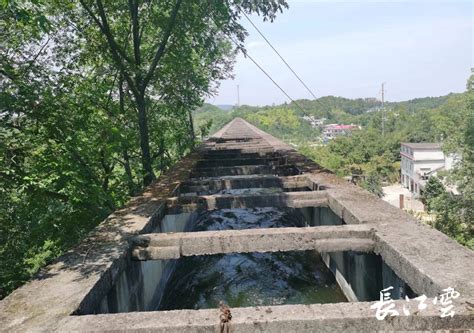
[[0, 118, 472, 332]]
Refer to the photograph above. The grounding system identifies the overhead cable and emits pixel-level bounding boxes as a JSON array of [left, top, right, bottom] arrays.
[[241, 10, 318, 100]]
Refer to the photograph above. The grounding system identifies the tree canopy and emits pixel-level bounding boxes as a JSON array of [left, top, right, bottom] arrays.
[[0, 0, 289, 298]]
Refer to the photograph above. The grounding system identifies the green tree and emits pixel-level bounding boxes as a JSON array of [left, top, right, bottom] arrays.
[[361, 173, 384, 198], [431, 75, 474, 249], [76, 0, 288, 185], [199, 120, 213, 140], [421, 176, 446, 212], [0, 0, 290, 299]]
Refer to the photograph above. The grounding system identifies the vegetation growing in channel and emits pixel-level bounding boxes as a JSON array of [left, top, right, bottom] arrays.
[[0, 0, 289, 299]]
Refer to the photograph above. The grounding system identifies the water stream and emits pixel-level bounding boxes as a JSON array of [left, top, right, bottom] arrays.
[[156, 207, 347, 310]]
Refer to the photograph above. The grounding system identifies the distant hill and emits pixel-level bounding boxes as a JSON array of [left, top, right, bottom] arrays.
[[192, 93, 463, 138], [194, 103, 234, 114], [193, 103, 234, 135], [252, 93, 462, 119], [387, 93, 458, 112], [216, 104, 234, 111], [194, 103, 222, 114], [286, 96, 380, 116]]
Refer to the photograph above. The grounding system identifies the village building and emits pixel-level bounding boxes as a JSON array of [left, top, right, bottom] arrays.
[[400, 142, 458, 196], [322, 124, 360, 142], [302, 115, 326, 128]]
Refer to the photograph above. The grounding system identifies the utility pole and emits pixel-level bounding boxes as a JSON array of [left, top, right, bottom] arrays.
[[381, 82, 385, 137], [237, 84, 240, 107]]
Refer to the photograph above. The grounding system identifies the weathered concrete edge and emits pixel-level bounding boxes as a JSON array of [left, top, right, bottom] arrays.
[[133, 239, 374, 260], [130, 224, 375, 260], [134, 224, 374, 246], [322, 185, 474, 298], [284, 150, 474, 298], [166, 191, 329, 213], [57, 299, 474, 332], [0, 151, 202, 331]]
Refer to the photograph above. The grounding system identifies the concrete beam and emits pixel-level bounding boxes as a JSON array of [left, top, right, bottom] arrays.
[[131, 224, 375, 260], [57, 299, 474, 332], [189, 164, 300, 178], [179, 175, 317, 194], [166, 191, 328, 213], [202, 150, 277, 159], [195, 157, 286, 168], [202, 147, 278, 156]]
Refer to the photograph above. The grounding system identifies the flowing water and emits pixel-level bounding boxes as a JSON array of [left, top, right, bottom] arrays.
[[157, 207, 347, 310], [190, 207, 305, 231]]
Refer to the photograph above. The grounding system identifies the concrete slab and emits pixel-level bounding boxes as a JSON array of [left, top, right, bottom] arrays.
[[166, 191, 328, 213], [131, 225, 375, 259], [57, 299, 474, 332]]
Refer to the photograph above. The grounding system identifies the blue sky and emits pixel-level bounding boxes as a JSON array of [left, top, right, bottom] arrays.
[[207, 0, 473, 106]]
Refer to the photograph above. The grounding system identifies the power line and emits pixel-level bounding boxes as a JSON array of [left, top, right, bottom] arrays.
[[236, 84, 240, 106], [381, 82, 385, 137], [236, 11, 329, 115], [227, 35, 312, 118], [210, 15, 312, 118], [241, 10, 318, 100]]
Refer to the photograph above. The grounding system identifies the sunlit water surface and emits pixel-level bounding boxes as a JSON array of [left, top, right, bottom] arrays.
[[157, 208, 347, 310]]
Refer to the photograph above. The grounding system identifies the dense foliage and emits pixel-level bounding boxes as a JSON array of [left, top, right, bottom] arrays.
[[0, 0, 288, 298], [421, 177, 446, 212], [428, 76, 474, 249]]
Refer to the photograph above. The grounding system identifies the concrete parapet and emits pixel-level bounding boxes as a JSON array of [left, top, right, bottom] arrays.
[[57, 299, 474, 332]]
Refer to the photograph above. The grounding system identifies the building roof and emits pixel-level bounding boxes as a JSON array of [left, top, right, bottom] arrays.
[[401, 142, 442, 149]]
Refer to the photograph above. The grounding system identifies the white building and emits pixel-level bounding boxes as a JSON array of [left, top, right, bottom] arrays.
[[400, 143, 455, 196], [322, 124, 360, 142], [302, 116, 326, 128]]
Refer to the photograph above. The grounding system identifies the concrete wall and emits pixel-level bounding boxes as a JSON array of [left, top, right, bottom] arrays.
[[93, 212, 197, 314], [413, 150, 444, 161], [300, 207, 343, 227], [300, 207, 415, 302], [97, 259, 173, 314], [97, 206, 379, 313]]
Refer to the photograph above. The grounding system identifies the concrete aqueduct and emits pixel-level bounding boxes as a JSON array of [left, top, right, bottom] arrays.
[[0, 118, 473, 331]]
